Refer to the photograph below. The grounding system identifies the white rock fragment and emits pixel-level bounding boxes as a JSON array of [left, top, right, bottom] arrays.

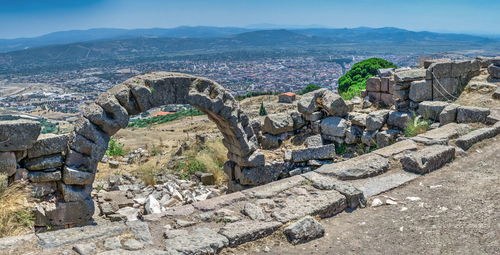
[[371, 198, 383, 207], [406, 196, 421, 201], [385, 199, 398, 205], [400, 207, 408, 212], [145, 195, 161, 214]]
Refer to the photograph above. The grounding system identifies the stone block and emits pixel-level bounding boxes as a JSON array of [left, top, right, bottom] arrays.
[[400, 145, 455, 173], [376, 129, 400, 148], [366, 110, 390, 131], [409, 80, 432, 102], [303, 112, 324, 122], [27, 169, 62, 182], [244, 175, 306, 199], [387, 111, 411, 129], [432, 77, 460, 101], [291, 144, 336, 162], [59, 183, 92, 202], [456, 106, 491, 123], [455, 127, 498, 151], [192, 191, 246, 211], [262, 113, 294, 135], [219, 221, 282, 247], [488, 64, 500, 79], [349, 112, 367, 127], [380, 93, 394, 105], [259, 133, 281, 149], [367, 91, 381, 102], [418, 101, 450, 121], [428, 62, 452, 79], [303, 172, 365, 209], [393, 89, 409, 101], [62, 166, 95, 185], [235, 162, 289, 185], [27, 134, 69, 159], [372, 139, 418, 158], [165, 228, 228, 255], [319, 90, 349, 117], [361, 130, 378, 146], [380, 77, 390, 92], [305, 134, 323, 148], [439, 104, 460, 125], [320, 117, 348, 137], [284, 216, 324, 245], [0, 152, 17, 176], [0, 120, 40, 152], [366, 77, 381, 92], [344, 125, 363, 144], [24, 154, 63, 171], [394, 68, 426, 82]]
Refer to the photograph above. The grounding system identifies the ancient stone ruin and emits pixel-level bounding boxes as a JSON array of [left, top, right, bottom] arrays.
[[1, 57, 500, 254]]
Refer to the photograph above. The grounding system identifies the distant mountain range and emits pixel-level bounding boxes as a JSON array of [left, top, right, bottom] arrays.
[[0, 26, 496, 53], [0, 26, 498, 74]]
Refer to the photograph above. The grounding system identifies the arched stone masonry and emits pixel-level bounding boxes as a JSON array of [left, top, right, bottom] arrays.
[[57, 72, 264, 225]]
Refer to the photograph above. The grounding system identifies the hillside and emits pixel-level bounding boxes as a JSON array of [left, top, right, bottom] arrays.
[[0, 27, 499, 74]]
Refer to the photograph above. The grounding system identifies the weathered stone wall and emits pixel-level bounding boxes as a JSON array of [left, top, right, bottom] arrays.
[[365, 59, 481, 112]]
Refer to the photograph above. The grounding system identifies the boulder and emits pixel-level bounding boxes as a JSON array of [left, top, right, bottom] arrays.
[[291, 144, 336, 162], [400, 145, 455, 173], [290, 111, 306, 129], [283, 216, 325, 245], [387, 111, 410, 129], [456, 106, 490, 123], [439, 104, 460, 125], [262, 113, 294, 135], [409, 80, 432, 102], [0, 152, 17, 176], [366, 110, 390, 131], [320, 117, 348, 137], [349, 112, 367, 127], [145, 195, 161, 214], [0, 120, 41, 152], [418, 101, 450, 121], [488, 64, 500, 79], [394, 69, 426, 82], [376, 129, 400, 148], [297, 90, 322, 114], [319, 90, 349, 117]]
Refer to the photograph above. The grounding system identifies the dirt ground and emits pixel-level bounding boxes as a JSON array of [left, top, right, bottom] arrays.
[[221, 136, 500, 255]]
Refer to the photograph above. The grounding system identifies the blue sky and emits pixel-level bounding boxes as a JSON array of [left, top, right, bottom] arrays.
[[1, 0, 498, 38]]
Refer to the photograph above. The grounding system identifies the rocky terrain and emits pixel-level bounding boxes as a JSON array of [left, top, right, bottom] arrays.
[[0, 56, 499, 254]]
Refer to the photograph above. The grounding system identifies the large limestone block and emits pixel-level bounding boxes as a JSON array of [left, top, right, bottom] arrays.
[[418, 101, 450, 121], [63, 166, 95, 185], [320, 117, 348, 137], [95, 93, 130, 129], [376, 129, 400, 148], [83, 103, 123, 136], [428, 62, 452, 79], [262, 113, 294, 135], [432, 77, 460, 101], [27, 170, 62, 182], [0, 152, 17, 176], [409, 80, 432, 102], [349, 112, 367, 127], [320, 90, 349, 117], [456, 106, 491, 123], [219, 221, 282, 247], [164, 228, 229, 254], [400, 145, 455, 173], [297, 90, 322, 114], [27, 134, 70, 159], [283, 216, 324, 245], [291, 144, 336, 162], [108, 84, 142, 115], [0, 120, 41, 152], [455, 127, 499, 151], [394, 69, 426, 82]]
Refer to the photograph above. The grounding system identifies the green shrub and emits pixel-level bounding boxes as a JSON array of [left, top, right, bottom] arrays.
[[298, 84, 322, 95], [259, 102, 268, 116], [404, 116, 430, 137], [335, 143, 347, 154], [338, 58, 397, 100], [105, 137, 126, 156]]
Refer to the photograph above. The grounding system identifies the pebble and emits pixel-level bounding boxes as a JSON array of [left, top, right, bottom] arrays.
[[406, 196, 421, 201], [371, 198, 383, 207]]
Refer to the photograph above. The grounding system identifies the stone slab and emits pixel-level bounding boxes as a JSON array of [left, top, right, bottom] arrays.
[[27, 133, 70, 158], [219, 221, 282, 247], [0, 120, 41, 152], [455, 127, 499, 150], [164, 228, 229, 255], [400, 145, 455, 173], [244, 175, 306, 199], [271, 190, 346, 223], [355, 172, 419, 197], [373, 139, 418, 158], [192, 192, 246, 211], [315, 153, 390, 180]]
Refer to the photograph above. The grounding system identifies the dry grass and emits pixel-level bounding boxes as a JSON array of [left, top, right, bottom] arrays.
[[0, 174, 34, 238], [134, 160, 163, 186], [174, 139, 228, 184]]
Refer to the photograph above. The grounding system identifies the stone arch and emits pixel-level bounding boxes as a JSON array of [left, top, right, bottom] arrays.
[[57, 72, 264, 225]]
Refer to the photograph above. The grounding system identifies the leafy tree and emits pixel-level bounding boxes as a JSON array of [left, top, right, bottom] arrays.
[[298, 84, 322, 95], [338, 58, 397, 100], [259, 102, 268, 116]]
